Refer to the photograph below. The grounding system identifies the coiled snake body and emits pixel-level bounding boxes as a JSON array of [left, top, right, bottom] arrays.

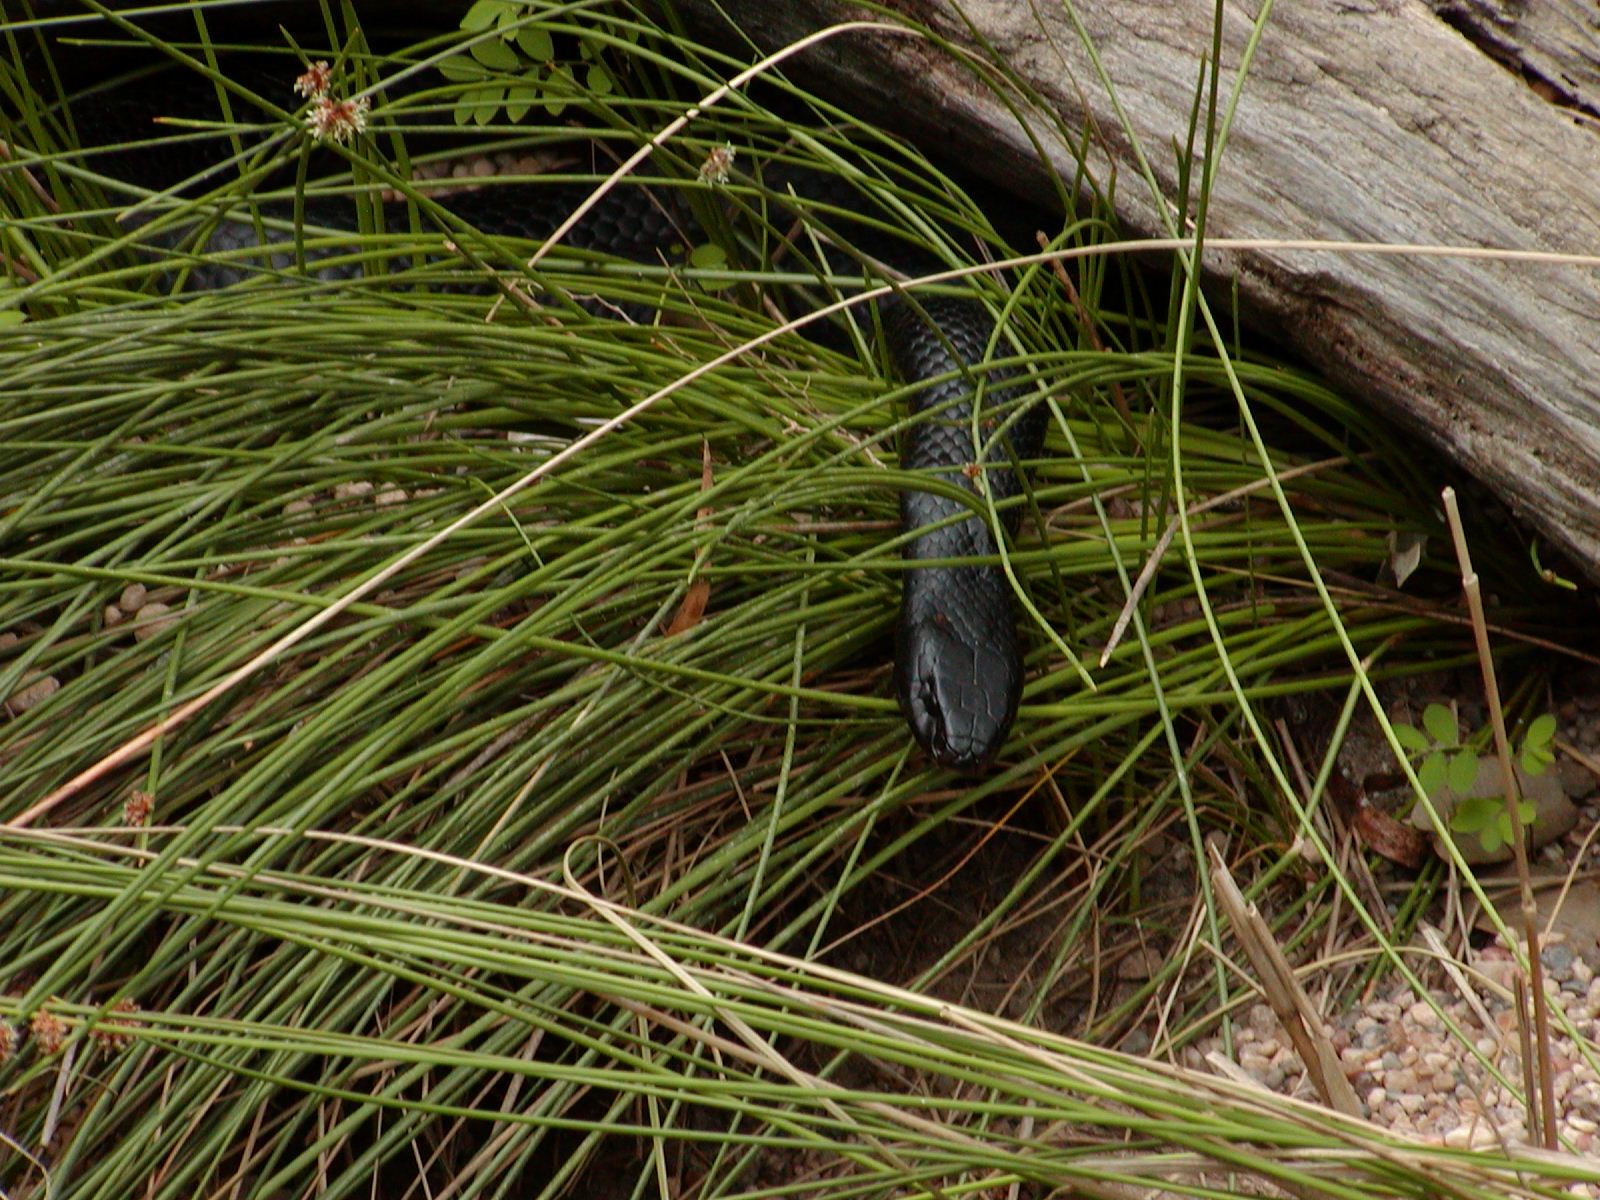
[[30, 44, 1046, 770]]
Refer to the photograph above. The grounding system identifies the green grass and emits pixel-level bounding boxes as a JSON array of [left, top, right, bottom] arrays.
[[0, 1, 1592, 1197]]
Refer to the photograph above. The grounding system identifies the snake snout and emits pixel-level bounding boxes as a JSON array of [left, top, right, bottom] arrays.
[[896, 566, 1022, 770]]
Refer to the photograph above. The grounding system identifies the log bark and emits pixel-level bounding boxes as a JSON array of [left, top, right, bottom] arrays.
[[678, 0, 1600, 581]]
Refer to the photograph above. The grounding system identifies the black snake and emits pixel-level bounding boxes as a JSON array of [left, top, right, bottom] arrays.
[[11, 5, 1048, 769]]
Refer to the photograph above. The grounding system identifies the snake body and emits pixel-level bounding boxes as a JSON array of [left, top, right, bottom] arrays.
[[883, 298, 1044, 768], [26, 35, 1044, 769]]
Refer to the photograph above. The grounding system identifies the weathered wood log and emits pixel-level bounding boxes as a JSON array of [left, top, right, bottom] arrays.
[[678, 0, 1600, 582]]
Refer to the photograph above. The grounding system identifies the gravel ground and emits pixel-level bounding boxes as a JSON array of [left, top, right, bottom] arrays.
[[1193, 939, 1600, 1154], [1192, 859, 1600, 1186]]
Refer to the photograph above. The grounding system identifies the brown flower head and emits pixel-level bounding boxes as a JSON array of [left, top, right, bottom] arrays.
[[124, 788, 154, 826], [305, 94, 370, 145], [295, 60, 333, 99], [92, 998, 141, 1052], [30, 1008, 66, 1055]]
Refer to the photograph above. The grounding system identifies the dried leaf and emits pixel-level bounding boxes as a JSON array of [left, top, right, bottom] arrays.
[[1354, 801, 1429, 869], [665, 441, 715, 637]]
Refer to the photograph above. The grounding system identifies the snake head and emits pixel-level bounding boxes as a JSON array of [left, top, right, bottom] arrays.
[[895, 565, 1022, 771]]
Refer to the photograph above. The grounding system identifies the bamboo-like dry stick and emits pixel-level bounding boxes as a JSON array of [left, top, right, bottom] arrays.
[[1440, 486, 1557, 1149]]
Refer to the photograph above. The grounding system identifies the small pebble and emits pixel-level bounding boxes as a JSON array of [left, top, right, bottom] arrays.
[[1439, 1123, 1480, 1148], [6, 673, 57, 712], [1408, 1001, 1443, 1029], [1556, 758, 1597, 799], [133, 601, 177, 642]]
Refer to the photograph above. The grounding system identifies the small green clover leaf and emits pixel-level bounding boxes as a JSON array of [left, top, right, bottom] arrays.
[[1520, 713, 1557, 777], [1449, 794, 1537, 855], [1392, 721, 1431, 754], [516, 26, 554, 60], [470, 38, 522, 71], [1521, 747, 1555, 777], [1416, 750, 1448, 797], [1446, 748, 1479, 794], [688, 242, 728, 270], [504, 83, 539, 122], [1421, 702, 1459, 748], [460, 0, 517, 32]]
